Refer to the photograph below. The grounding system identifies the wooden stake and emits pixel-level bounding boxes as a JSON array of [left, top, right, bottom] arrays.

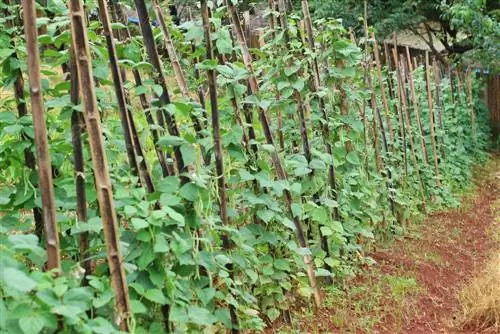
[[97, 0, 139, 178], [226, 0, 321, 308], [134, 0, 186, 176], [405, 46, 429, 166], [391, 44, 408, 179], [201, 1, 239, 331], [5, 1, 45, 241], [68, 49, 90, 279], [395, 55, 427, 212], [23, 0, 61, 272], [372, 32, 395, 146], [432, 57, 446, 159], [109, 1, 171, 177], [69, 0, 131, 328], [425, 51, 441, 187]]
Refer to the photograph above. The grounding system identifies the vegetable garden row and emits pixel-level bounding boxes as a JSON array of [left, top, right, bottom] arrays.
[[0, 0, 491, 333]]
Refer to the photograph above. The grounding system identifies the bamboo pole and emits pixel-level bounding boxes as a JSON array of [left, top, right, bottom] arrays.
[[301, 0, 337, 283], [69, 0, 131, 328], [97, 0, 139, 179], [5, 2, 45, 240], [152, 0, 210, 165], [109, 2, 171, 178], [432, 57, 446, 159], [405, 46, 429, 166], [395, 55, 427, 212], [200, 2, 239, 331], [465, 67, 476, 140], [391, 44, 408, 179], [365, 30, 396, 215], [134, 0, 186, 176], [68, 49, 90, 279], [226, 0, 321, 307], [425, 51, 441, 187], [383, 41, 395, 100], [372, 32, 395, 146], [23, 0, 61, 272]]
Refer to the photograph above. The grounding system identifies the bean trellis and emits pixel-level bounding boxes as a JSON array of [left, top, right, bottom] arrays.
[[0, 0, 491, 332]]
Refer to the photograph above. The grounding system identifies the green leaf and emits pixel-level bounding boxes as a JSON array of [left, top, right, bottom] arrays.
[[346, 151, 361, 165], [130, 300, 147, 314], [152, 84, 163, 97], [156, 176, 180, 193], [1, 268, 37, 292], [158, 135, 185, 147], [163, 206, 185, 225], [131, 218, 149, 230], [179, 183, 199, 201], [154, 235, 169, 253], [19, 315, 45, 334], [284, 63, 300, 76], [311, 207, 329, 222], [144, 289, 168, 305], [0, 48, 15, 62], [180, 144, 196, 165], [294, 167, 312, 177], [188, 306, 217, 326], [135, 85, 148, 95]]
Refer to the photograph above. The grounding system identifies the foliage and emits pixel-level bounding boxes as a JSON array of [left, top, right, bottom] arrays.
[[0, 0, 492, 332]]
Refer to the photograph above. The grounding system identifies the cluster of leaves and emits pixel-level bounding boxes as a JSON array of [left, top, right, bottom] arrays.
[[0, 0, 492, 333]]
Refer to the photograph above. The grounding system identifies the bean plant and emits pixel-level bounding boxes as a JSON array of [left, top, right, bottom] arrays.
[[0, 0, 491, 333]]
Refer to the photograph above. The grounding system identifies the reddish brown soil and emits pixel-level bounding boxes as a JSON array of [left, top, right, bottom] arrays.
[[375, 170, 499, 333], [266, 159, 499, 333]]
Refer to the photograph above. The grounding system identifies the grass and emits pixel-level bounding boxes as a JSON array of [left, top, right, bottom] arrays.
[[457, 253, 500, 332], [457, 188, 500, 333]]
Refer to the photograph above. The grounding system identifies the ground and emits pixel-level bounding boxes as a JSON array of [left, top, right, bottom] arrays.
[[267, 155, 499, 333]]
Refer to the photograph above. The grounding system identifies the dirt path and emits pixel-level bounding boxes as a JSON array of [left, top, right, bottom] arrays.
[[269, 156, 499, 333], [373, 157, 499, 333]]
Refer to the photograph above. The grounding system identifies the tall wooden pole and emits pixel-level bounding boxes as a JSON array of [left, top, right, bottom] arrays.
[[405, 46, 430, 166], [200, 2, 239, 331], [23, 0, 61, 272], [425, 51, 441, 187], [97, 0, 139, 178], [372, 32, 395, 146], [68, 49, 90, 279], [226, 0, 321, 307], [69, 0, 131, 328]]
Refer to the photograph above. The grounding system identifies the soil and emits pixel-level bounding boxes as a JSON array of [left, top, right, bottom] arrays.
[[374, 160, 499, 333], [266, 156, 499, 333]]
